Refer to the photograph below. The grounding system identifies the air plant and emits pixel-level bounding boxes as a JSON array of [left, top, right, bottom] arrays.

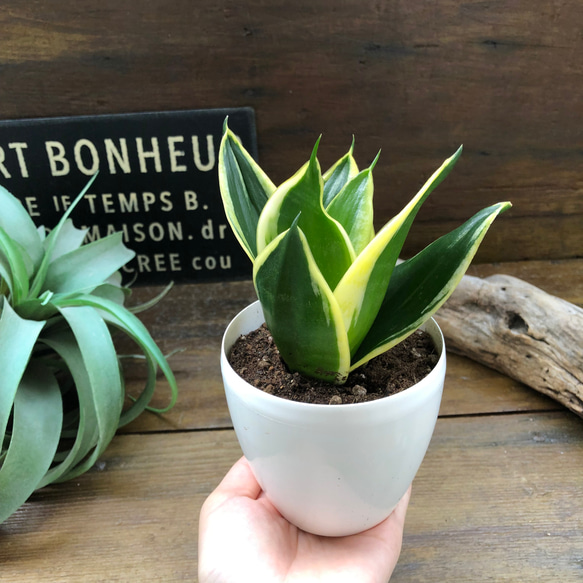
[[219, 120, 511, 384], [0, 176, 178, 523]]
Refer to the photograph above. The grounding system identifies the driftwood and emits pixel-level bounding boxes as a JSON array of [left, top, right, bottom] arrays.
[[435, 274, 583, 418]]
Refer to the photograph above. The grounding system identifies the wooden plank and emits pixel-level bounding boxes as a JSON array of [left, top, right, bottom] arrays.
[[393, 411, 583, 583], [0, 431, 242, 582], [119, 260, 577, 432], [2, 412, 582, 582], [0, 1, 582, 262], [440, 353, 559, 418]]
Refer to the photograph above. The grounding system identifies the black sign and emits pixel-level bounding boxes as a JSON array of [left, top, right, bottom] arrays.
[[0, 108, 256, 285]]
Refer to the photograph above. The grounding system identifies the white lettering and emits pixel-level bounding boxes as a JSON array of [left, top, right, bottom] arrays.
[[168, 136, 187, 172], [52, 195, 72, 212], [136, 137, 162, 173], [137, 254, 151, 272], [45, 141, 70, 176], [85, 193, 97, 213], [184, 190, 199, 210], [133, 223, 145, 242], [24, 196, 40, 217], [167, 221, 183, 240], [192, 255, 232, 271], [105, 138, 131, 174], [142, 192, 156, 212], [169, 253, 182, 271], [74, 139, 100, 175], [201, 219, 214, 240], [119, 192, 139, 213], [160, 191, 173, 212], [0, 147, 9, 178], [9, 143, 29, 178], [123, 253, 182, 273], [149, 222, 165, 242], [192, 134, 215, 171], [102, 193, 115, 213], [84, 224, 101, 243]]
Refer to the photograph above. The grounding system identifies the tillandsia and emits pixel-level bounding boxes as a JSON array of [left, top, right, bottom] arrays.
[[219, 120, 511, 385], [0, 175, 178, 523]]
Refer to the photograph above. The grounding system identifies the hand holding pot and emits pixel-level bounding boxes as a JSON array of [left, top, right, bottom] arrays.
[[198, 457, 411, 583]]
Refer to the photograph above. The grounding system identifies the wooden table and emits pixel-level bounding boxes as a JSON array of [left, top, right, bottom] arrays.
[[2, 259, 582, 582]]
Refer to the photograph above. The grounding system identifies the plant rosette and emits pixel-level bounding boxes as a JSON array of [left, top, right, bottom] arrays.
[[0, 176, 178, 523], [218, 120, 511, 536], [222, 300, 445, 536]]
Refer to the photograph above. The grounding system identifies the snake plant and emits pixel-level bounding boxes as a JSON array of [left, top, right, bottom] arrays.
[[0, 176, 178, 523], [219, 121, 511, 384]]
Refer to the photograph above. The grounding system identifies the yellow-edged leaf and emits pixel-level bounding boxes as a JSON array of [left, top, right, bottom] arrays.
[[254, 220, 350, 384], [335, 146, 463, 355], [351, 202, 511, 369], [256, 139, 355, 289], [218, 121, 276, 260]]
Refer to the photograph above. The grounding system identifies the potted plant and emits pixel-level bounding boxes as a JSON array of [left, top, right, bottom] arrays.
[[218, 120, 510, 536], [0, 176, 178, 523]]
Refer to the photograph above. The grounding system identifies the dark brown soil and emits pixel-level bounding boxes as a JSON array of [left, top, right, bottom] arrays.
[[228, 324, 440, 405]]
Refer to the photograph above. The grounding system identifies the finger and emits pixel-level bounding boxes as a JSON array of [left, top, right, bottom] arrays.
[[391, 484, 412, 528], [366, 485, 412, 543], [214, 456, 262, 500]]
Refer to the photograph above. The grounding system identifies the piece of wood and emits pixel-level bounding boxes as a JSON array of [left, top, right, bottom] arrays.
[[1, 1, 583, 263], [468, 258, 583, 307], [435, 273, 583, 417]]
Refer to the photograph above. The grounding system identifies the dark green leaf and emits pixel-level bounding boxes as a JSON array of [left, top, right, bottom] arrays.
[[254, 221, 350, 383], [352, 202, 511, 368], [218, 122, 276, 259]]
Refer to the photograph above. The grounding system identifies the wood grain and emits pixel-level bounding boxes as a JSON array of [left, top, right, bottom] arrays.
[[393, 411, 583, 583], [2, 412, 582, 582], [0, 260, 580, 581], [436, 273, 583, 417], [119, 260, 579, 434], [0, 0, 582, 262]]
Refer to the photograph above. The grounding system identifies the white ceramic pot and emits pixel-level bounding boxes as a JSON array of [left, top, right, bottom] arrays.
[[221, 300, 446, 537]]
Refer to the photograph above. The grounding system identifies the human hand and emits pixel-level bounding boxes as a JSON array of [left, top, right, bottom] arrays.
[[198, 456, 411, 583]]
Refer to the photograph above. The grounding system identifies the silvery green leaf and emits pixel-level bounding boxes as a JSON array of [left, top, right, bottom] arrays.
[[0, 361, 62, 523], [42, 232, 135, 295]]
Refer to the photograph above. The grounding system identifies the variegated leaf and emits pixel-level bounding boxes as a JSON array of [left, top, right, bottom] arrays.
[[218, 121, 276, 260], [322, 138, 359, 207], [326, 152, 379, 256], [335, 146, 463, 356], [351, 201, 511, 369], [256, 139, 355, 289], [253, 220, 350, 384]]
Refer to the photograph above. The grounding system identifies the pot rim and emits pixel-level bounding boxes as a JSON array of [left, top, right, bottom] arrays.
[[221, 300, 446, 416]]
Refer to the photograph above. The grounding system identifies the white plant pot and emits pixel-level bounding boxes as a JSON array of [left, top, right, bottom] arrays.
[[220, 300, 446, 537]]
